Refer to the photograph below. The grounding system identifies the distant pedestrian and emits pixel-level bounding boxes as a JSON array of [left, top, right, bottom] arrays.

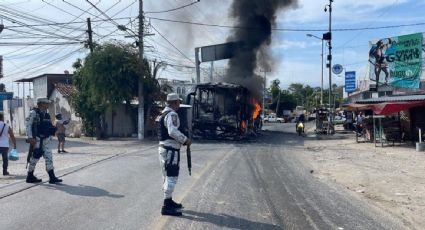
[[156, 93, 192, 216], [55, 113, 70, 153], [0, 113, 17, 176], [356, 112, 365, 135]]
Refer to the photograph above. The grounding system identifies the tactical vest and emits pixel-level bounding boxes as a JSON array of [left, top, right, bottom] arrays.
[[157, 111, 172, 141], [32, 108, 54, 138]]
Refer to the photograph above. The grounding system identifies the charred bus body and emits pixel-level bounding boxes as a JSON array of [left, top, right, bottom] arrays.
[[187, 83, 262, 140]]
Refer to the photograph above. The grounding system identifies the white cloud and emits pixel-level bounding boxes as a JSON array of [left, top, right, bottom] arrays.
[[272, 39, 309, 49], [279, 0, 411, 25]]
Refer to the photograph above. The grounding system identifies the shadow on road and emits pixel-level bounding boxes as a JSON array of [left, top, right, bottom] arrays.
[[240, 130, 306, 148], [42, 183, 124, 198], [181, 210, 283, 230], [0, 175, 26, 180]]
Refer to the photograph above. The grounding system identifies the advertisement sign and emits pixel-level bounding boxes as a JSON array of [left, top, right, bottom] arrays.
[[368, 32, 424, 89], [345, 71, 356, 93]]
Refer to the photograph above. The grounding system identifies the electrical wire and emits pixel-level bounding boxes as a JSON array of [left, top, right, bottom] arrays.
[[150, 24, 193, 63], [147, 16, 425, 32], [339, 0, 400, 48], [0, 41, 82, 46], [145, 1, 199, 14], [4, 16, 137, 29]]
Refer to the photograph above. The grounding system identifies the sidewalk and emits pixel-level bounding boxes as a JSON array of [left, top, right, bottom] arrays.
[[0, 136, 157, 189]]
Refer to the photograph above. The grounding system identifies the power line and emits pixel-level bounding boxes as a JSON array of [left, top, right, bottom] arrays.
[[150, 24, 223, 78], [340, 0, 400, 48], [85, 0, 120, 27], [147, 16, 425, 32], [7, 47, 84, 78], [145, 1, 199, 14], [150, 24, 193, 63], [0, 41, 82, 46], [4, 16, 136, 29]]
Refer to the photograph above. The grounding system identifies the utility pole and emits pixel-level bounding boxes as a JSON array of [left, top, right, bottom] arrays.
[[210, 61, 214, 83], [86, 18, 94, 52], [325, 0, 333, 134], [195, 47, 201, 84], [86, 17, 95, 137], [260, 69, 270, 118], [138, 0, 145, 140], [275, 90, 281, 115], [306, 33, 324, 106], [320, 37, 324, 106]]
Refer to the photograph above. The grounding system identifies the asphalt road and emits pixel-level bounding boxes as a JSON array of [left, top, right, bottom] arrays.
[[0, 123, 404, 230]]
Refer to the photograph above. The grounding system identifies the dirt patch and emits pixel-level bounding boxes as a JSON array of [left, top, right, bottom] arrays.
[[300, 134, 425, 229]]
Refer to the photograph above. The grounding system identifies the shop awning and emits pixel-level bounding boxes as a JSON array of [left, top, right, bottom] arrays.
[[347, 100, 425, 115]]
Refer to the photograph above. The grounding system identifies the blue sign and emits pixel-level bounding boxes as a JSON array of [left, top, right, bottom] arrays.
[[332, 64, 344, 75], [0, 92, 13, 111], [345, 71, 356, 93]]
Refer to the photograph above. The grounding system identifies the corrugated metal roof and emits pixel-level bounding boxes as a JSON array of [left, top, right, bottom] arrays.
[[356, 94, 425, 104], [54, 83, 76, 97]]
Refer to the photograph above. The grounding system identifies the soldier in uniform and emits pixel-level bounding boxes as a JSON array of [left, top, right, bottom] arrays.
[[157, 93, 192, 216], [26, 97, 62, 184]]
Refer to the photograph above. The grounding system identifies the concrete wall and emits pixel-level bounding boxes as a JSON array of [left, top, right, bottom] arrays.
[[3, 98, 30, 136], [49, 89, 82, 137], [33, 77, 48, 98], [105, 105, 136, 137]]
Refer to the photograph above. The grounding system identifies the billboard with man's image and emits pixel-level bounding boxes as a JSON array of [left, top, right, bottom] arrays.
[[369, 32, 425, 89]]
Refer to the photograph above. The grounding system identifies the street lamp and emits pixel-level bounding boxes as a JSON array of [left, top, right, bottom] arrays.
[[306, 33, 324, 106]]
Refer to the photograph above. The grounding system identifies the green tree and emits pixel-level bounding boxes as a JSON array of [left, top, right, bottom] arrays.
[[268, 79, 297, 116], [72, 42, 140, 137]]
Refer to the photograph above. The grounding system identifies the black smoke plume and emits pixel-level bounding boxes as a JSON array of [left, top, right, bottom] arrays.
[[225, 0, 297, 99]]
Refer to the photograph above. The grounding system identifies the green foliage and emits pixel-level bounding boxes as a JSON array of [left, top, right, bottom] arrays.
[[72, 42, 142, 136], [268, 79, 343, 116]]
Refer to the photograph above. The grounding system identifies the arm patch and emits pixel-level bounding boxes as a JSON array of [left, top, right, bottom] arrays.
[[171, 114, 178, 126]]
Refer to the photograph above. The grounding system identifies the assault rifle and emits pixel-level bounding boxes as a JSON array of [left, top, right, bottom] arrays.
[[187, 146, 191, 176]]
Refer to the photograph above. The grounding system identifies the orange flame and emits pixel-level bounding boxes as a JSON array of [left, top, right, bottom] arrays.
[[241, 120, 247, 130], [252, 99, 261, 119]]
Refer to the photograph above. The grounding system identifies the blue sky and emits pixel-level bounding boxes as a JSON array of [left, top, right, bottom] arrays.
[[1, 0, 425, 97]]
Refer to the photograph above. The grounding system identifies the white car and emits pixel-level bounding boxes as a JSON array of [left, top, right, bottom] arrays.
[[264, 115, 285, 123]]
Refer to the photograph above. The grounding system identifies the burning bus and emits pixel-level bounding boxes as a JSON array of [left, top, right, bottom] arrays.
[[187, 82, 262, 140]]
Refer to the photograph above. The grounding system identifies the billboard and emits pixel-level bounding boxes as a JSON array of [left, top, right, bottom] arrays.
[[368, 32, 425, 89], [201, 41, 244, 62]]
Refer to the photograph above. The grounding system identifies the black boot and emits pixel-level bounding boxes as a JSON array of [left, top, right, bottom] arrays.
[[170, 197, 183, 209], [47, 170, 63, 184], [26, 171, 42, 183], [3, 170, 9, 176], [161, 198, 182, 216]]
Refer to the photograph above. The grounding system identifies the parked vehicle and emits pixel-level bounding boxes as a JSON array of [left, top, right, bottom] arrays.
[[282, 110, 292, 123], [333, 115, 346, 125], [264, 114, 285, 123]]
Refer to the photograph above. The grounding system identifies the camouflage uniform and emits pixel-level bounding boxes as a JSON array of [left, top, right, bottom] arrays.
[[158, 106, 188, 199], [26, 109, 54, 172], [25, 98, 62, 184]]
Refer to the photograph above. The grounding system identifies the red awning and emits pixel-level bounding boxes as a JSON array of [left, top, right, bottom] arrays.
[[347, 101, 425, 115]]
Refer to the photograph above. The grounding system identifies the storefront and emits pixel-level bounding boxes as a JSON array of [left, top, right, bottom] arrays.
[[347, 95, 425, 144]]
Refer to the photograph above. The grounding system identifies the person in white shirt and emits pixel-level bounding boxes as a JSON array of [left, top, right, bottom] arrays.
[[0, 113, 17, 176]]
